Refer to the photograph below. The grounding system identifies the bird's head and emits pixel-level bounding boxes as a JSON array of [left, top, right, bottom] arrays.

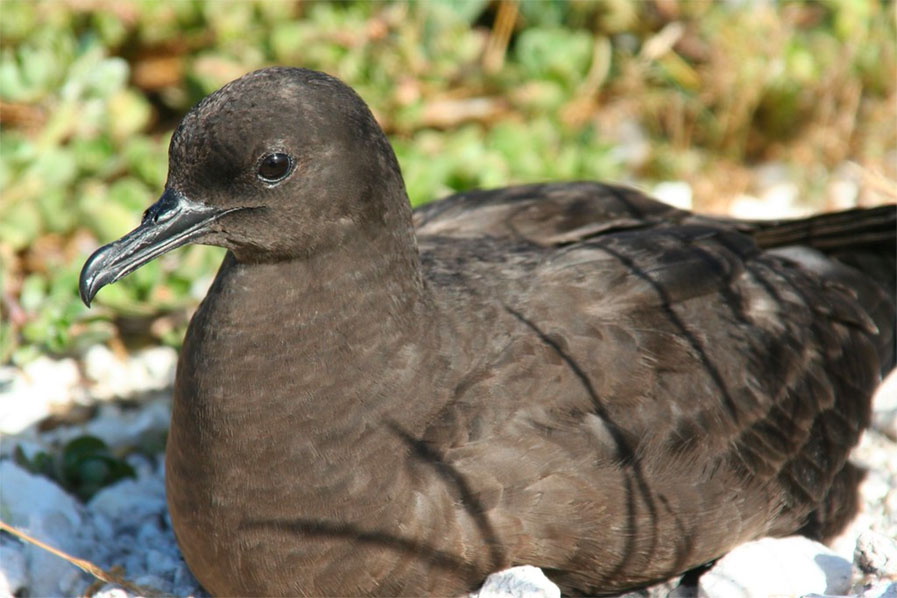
[[79, 67, 406, 306]]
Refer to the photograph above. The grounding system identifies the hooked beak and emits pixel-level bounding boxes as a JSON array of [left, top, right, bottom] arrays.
[[79, 189, 234, 307]]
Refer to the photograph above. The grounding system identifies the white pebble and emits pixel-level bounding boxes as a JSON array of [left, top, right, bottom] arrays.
[[136, 346, 178, 386], [0, 460, 82, 529], [470, 565, 561, 598], [81, 399, 171, 448], [84, 345, 177, 400], [874, 371, 897, 414], [134, 574, 167, 592], [729, 194, 772, 220], [83, 343, 118, 382], [829, 512, 878, 563], [861, 472, 893, 505], [873, 410, 897, 442], [872, 372, 897, 441], [91, 586, 133, 598], [827, 178, 860, 209], [860, 580, 897, 598], [0, 357, 82, 434], [856, 530, 897, 577], [145, 549, 177, 575], [89, 477, 166, 524], [886, 491, 897, 516], [762, 183, 807, 215], [698, 536, 852, 598], [0, 543, 26, 596], [652, 181, 693, 211], [754, 161, 791, 188], [0, 461, 90, 596], [609, 119, 650, 169]]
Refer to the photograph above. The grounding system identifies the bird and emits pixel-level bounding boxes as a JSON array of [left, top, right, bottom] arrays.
[[79, 67, 896, 597]]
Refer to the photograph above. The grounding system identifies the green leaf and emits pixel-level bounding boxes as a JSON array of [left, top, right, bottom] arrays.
[[515, 28, 594, 91], [106, 89, 152, 140], [0, 200, 41, 250], [61, 435, 136, 501]]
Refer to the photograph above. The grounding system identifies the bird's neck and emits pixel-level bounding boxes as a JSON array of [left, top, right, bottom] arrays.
[[168, 221, 452, 467], [165, 228, 467, 593], [178, 222, 438, 408]]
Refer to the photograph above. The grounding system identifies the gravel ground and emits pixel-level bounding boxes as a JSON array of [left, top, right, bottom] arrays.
[[1, 176, 896, 598]]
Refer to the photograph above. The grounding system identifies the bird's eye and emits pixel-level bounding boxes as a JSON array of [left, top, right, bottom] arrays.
[[257, 153, 293, 183]]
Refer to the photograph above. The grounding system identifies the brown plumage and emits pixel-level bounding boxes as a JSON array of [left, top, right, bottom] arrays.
[[79, 67, 896, 596]]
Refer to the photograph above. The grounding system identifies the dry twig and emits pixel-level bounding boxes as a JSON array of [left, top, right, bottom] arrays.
[[0, 520, 164, 597]]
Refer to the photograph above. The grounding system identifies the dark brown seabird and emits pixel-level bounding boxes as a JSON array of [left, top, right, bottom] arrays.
[[80, 67, 896, 597]]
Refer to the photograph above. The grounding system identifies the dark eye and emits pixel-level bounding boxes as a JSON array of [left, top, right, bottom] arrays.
[[257, 153, 293, 183]]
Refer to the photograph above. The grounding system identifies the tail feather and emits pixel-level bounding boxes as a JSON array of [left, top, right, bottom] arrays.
[[748, 204, 895, 303], [749, 204, 896, 253], [749, 204, 896, 376]]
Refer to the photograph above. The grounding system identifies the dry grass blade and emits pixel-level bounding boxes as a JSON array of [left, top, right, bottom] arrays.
[[0, 520, 164, 597], [484, 0, 519, 73], [851, 163, 897, 203]]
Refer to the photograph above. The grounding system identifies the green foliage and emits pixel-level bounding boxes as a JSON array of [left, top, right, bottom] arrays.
[[13, 436, 136, 501], [515, 28, 594, 90], [1, 0, 894, 360]]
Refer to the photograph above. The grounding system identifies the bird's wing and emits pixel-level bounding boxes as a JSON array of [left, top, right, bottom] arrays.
[[413, 182, 696, 245], [415, 222, 884, 594]]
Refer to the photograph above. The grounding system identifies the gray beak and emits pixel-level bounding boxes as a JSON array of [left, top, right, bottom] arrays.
[[79, 189, 227, 306]]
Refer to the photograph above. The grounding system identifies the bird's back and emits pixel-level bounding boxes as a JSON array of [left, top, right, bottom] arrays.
[[410, 182, 895, 594]]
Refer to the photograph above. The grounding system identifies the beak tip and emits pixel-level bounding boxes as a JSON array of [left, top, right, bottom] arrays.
[[80, 288, 94, 308], [78, 271, 96, 308], [79, 247, 107, 308]]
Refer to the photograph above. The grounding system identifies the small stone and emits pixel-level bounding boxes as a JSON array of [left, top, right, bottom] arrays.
[[885, 490, 897, 519], [80, 399, 171, 449], [754, 161, 791, 189], [171, 564, 203, 595], [0, 460, 83, 530], [470, 566, 561, 598], [133, 574, 167, 592], [610, 119, 650, 170], [85, 345, 175, 400], [652, 182, 693, 211], [873, 371, 897, 413], [137, 520, 168, 548], [58, 567, 86, 596], [0, 542, 26, 596], [872, 372, 897, 441], [859, 580, 897, 598], [0, 357, 81, 434], [827, 178, 859, 210], [873, 409, 897, 442], [759, 182, 805, 215], [829, 513, 876, 562], [90, 586, 133, 598], [136, 346, 177, 387], [667, 582, 698, 598], [864, 472, 893, 506], [728, 194, 769, 220], [698, 536, 852, 598], [856, 530, 897, 577], [83, 344, 121, 390], [89, 476, 166, 524], [0, 460, 89, 596], [616, 577, 685, 598], [145, 549, 177, 576], [90, 511, 115, 543]]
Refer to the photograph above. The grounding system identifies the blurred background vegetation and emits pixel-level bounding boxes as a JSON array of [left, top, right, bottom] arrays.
[[1, 0, 895, 365]]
